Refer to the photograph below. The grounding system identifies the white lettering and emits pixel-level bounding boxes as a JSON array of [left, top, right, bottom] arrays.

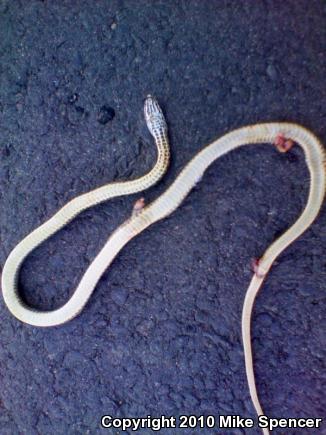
[[101, 416, 112, 428], [219, 415, 254, 428], [258, 416, 323, 430]]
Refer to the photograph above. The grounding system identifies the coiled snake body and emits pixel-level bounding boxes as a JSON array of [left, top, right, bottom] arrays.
[[2, 96, 325, 434]]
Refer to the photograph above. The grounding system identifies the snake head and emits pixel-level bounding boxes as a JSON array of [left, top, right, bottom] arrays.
[[144, 95, 167, 138]]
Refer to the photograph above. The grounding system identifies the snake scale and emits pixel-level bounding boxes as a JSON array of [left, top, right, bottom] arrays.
[[2, 96, 325, 434]]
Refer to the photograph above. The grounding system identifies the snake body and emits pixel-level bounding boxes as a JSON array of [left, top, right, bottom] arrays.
[[1, 97, 325, 434], [1, 96, 170, 325]]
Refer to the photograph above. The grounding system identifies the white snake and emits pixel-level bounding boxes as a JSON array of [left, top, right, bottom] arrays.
[[1, 96, 325, 434]]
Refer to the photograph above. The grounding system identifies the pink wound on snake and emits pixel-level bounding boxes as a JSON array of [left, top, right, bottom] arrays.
[[274, 133, 294, 153], [251, 258, 265, 278], [133, 197, 145, 213]]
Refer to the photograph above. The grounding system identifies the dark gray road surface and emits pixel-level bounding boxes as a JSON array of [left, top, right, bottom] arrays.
[[0, 1, 325, 434]]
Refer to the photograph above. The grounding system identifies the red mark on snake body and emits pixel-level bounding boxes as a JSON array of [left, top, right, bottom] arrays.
[[251, 258, 266, 278], [132, 197, 145, 216], [274, 134, 294, 153]]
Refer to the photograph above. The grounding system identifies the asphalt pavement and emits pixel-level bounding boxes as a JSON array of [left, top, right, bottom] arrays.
[[0, 1, 325, 434]]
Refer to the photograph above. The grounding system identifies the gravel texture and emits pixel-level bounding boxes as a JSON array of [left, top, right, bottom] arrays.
[[0, 1, 325, 434]]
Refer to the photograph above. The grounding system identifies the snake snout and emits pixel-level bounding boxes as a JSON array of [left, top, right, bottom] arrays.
[[144, 95, 159, 116]]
